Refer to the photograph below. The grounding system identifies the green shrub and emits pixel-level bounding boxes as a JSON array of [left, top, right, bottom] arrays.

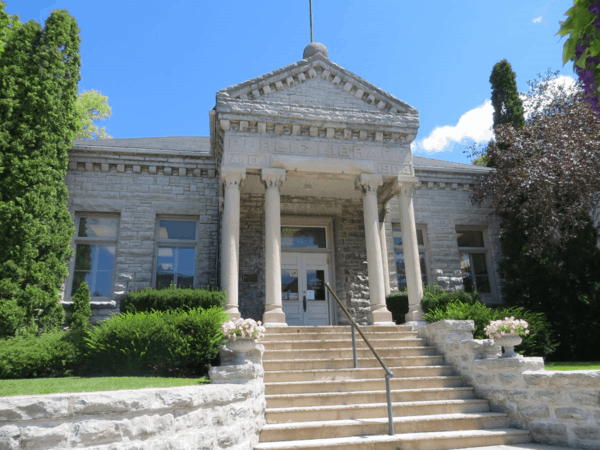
[[84, 307, 228, 376], [68, 281, 91, 331], [0, 330, 83, 379], [0, 298, 27, 339], [421, 285, 480, 313], [386, 290, 408, 324], [120, 287, 227, 313], [424, 301, 557, 358]]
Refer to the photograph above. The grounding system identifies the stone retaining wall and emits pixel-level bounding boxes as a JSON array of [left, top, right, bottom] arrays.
[[0, 342, 265, 450], [418, 320, 600, 449]]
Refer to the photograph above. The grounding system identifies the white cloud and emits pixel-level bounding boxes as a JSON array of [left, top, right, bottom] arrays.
[[413, 100, 494, 154], [533, 16, 542, 23]]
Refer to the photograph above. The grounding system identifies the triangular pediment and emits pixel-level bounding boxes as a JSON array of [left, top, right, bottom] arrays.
[[217, 53, 418, 117]]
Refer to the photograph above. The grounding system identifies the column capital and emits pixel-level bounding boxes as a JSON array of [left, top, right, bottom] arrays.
[[392, 175, 419, 198], [261, 168, 286, 190], [357, 173, 383, 196], [220, 167, 246, 190]]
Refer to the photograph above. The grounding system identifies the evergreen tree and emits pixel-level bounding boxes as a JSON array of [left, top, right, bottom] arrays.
[[68, 281, 91, 331], [490, 59, 525, 129], [0, 9, 81, 335]]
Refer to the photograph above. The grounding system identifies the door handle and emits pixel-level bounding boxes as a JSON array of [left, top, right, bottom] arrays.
[[303, 295, 307, 312]]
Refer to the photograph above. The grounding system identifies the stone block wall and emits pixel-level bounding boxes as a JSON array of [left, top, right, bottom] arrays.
[[419, 320, 600, 449], [64, 149, 219, 320], [388, 170, 502, 303], [0, 336, 266, 450]]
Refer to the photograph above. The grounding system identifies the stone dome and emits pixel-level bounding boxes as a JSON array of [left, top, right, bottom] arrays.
[[303, 42, 328, 59]]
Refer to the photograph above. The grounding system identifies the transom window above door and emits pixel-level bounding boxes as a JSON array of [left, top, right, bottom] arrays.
[[281, 227, 327, 249]]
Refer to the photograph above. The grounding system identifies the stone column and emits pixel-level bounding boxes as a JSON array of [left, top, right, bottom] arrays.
[[359, 174, 394, 325], [220, 167, 246, 320], [379, 204, 391, 296], [398, 182, 425, 322], [261, 168, 287, 327]]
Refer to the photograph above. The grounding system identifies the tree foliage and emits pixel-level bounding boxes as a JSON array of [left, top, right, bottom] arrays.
[[474, 70, 600, 361], [0, 8, 81, 335], [490, 60, 525, 129], [68, 281, 91, 331], [558, 0, 600, 119], [75, 89, 112, 139]]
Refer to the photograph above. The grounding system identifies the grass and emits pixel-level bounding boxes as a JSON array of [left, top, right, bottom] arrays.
[[545, 361, 600, 371], [0, 376, 210, 397]]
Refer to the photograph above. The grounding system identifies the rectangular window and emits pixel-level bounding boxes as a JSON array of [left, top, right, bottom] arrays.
[[72, 216, 119, 298], [457, 230, 491, 294], [156, 219, 197, 289], [392, 224, 428, 291], [281, 227, 327, 249]]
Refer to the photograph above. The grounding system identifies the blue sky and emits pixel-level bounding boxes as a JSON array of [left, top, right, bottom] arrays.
[[12, 0, 576, 164]]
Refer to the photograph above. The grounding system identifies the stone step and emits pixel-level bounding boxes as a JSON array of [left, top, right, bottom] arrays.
[[266, 387, 477, 408], [259, 412, 510, 442], [265, 326, 412, 335], [261, 337, 426, 348], [266, 399, 491, 423], [254, 428, 531, 450], [265, 376, 467, 395], [263, 355, 445, 371], [262, 346, 437, 361], [264, 365, 456, 383], [262, 332, 417, 342]]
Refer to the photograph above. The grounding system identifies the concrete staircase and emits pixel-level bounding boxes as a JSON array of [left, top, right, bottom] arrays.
[[255, 325, 530, 450]]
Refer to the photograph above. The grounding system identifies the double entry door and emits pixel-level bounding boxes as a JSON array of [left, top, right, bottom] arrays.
[[281, 252, 329, 326]]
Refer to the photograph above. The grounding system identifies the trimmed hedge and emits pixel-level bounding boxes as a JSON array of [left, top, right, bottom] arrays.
[[0, 330, 84, 379], [421, 285, 480, 313], [120, 287, 227, 313], [83, 306, 229, 376], [386, 291, 408, 324]]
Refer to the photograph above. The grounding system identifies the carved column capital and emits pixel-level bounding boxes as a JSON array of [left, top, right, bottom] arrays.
[[357, 173, 383, 196], [220, 167, 246, 190], [261, 168, 287, 191], [398, 181, 416, 198]]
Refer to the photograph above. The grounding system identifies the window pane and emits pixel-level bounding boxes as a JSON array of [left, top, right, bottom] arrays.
[[457, 231, 485, 248], [281, 269, 299, 300], [159, 220, 196, 240], [157, 273, 174, 289], [177, 275, 194, 289], [157, 246, 175, 273], [177, 247, 196, 274], [471, 253, 489, 276], [281, 227, 326, 248], [78, 217, 119, 238], [306, 270, 325, 301], [74, 244, 93, 271], [476, 275, 491, 293], [391, 224, 424, 246], [419, 252, 428, 284], [395, 251, 406, 291], [73, 244, 115, 297], [460, 253, 474, 293]]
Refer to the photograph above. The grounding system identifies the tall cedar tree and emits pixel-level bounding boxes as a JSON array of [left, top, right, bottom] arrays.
[[0, 9, 80, 335], [490, 60, 525, 129], [474, 90, 600, 361]]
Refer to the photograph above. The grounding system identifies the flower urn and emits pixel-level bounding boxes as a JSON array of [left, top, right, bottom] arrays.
[[494, 333, 522, 358], [220, 337, 264, 366]]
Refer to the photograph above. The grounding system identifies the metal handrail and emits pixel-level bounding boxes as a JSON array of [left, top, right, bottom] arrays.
[[325, 282, 395, 435]]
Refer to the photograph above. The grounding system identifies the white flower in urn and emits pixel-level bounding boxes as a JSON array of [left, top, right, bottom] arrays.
[[221, 318, 266, 342], [484, 316, 530, 339]]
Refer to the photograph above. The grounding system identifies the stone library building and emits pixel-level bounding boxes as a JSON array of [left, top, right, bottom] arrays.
[[63, 43, 500, 326]]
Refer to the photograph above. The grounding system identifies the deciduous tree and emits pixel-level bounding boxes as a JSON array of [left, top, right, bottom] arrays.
[[75, 89, 112, 140]]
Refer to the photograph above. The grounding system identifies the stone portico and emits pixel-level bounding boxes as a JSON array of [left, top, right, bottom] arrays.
[[214, 44, 425, 327]]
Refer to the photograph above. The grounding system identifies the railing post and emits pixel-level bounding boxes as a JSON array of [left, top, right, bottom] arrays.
[[385, 373, 394, 435], [351, 325, 358, 368]]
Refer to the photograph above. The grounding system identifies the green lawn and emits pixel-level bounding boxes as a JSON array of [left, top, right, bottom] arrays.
[[0, 376, 210, 397], [545, 362, 600, 371]]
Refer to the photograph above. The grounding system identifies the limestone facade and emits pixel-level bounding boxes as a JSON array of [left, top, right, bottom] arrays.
[[61, 46, 501, 325]]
